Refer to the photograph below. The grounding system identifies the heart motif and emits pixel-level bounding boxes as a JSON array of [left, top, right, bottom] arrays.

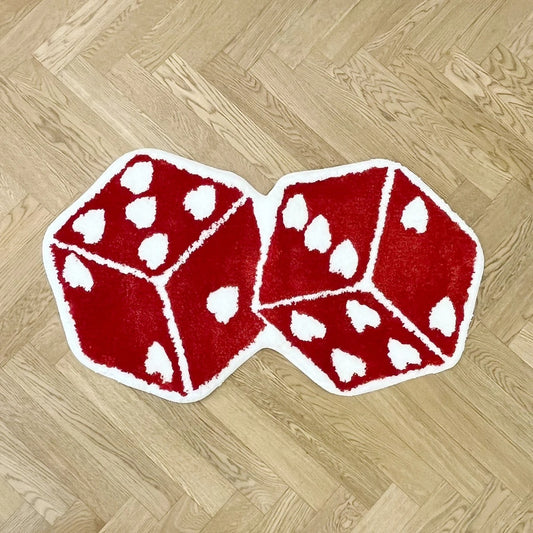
[[207, 286, 239, 324], [72, 209, 105, 244], [126, 196, 156, 229], [429, 297, 456, 337], [184, 185, 216, 220], [62, 254, 94, 291], [331, 349, 366, 382], [145, 342, 173, 383], [346, 300, 381, 333], [120, 161, 153, 194], [401, 196, 428, 233], [387, 339, 421, 370]]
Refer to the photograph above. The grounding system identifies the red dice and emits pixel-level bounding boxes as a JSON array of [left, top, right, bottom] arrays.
[[257, 160, 483, 395], [44, 151, 266, 401], [44, 152, 483, 401]]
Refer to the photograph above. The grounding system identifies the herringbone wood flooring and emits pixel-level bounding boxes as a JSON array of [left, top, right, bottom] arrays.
[[0, 1, 532, 531]]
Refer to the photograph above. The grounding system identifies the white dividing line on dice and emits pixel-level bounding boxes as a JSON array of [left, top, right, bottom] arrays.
[[152, 195, 248, 286], [360, 164, 396, 286], [52, 239, 151, 281]]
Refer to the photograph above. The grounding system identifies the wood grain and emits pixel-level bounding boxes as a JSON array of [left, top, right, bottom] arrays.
[[0, 1, 531, 530]]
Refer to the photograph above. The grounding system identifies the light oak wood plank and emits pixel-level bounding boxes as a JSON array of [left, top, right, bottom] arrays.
[[251, 489, 315, 533], [143, 394, 288, 514], [444, 47, 533, 145], [201, 52, 345, 170], [156, 494, 210, 533], [270, 0, 353, 69], [51, 500, 103, 533], [108, 55, 274, 192], [481, 43, 533, 107], [388, 49, 532, 196], [353, 484, 419, 532], [99, 497, 157, 533], [235, 350, 442, 506], [300, 486, 366, 533], [202, 383, 339, 511], [33, 0, 134, 75], [509, 321, 533, 368], [403, 481, 469, 533], [154, 53, 303, 180], [0, 369, 129, 522], [200, 492, 263, 533], [0, 503, 50, 533], [0, 477, 23, 524], [81, 0, 179, 74], [504, 8, 533, 67], [4, 348, 181, 520], [224, 0, 312, 70], [56, 355, 235, 517], [0, 0, 87, 74], [326, 0, 425, 65]]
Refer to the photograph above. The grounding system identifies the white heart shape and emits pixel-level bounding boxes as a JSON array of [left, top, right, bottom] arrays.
[[290, 311, 326, 341], [138, 233, 169, 270], [346, 300, 381, 333], [145, 342, 173, 383], [329, 240, 359, 279], [282, 194, 308, 231], [206, 286, 239, 324], [120, 161, 153, 194], [304, 215, 331, 253], [184, 185, 216, 220], [63, 254, 93, 291], [401, 197, 428, 233], [126, 196, 157, 229], [331, 348, 366, 382], [429, 297, 456, 337], [387, 339, 421, 370], [72, 209, 105, 244]]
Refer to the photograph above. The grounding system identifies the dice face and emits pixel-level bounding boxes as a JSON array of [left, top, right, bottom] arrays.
[[259, 166, 388, 305], [49, 244, 187, 395], [257, 160, 483, 395], [372, 169, 479, 357], [43, 150, 266, 402], [260, 291, 445, 393], [53, 154, 243, 276]]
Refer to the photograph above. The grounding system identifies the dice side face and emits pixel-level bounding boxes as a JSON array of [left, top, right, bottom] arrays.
[[260, 291, 445, 394], [164, 198, 266, 389], [47, 244, 187, 396], [44, 149, 267, 402], [53, 154, 244, 276], [258, 166, 388, 305], [372, 168, 483, 359]]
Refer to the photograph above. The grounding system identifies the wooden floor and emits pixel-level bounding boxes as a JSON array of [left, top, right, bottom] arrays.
[[0, 1, 532, 531]]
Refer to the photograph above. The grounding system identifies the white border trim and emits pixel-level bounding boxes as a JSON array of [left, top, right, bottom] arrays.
[[43, 150, 484, 401]]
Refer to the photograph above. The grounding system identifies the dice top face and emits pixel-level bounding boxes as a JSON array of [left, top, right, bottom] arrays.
[[44, 152, 483, 402], [43, 150, 268, 402], [53, 154, 245, 276], [256, 160, 484, 396]]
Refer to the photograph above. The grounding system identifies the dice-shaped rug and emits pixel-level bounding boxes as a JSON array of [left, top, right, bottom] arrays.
[[258, 160, 484, 395], [43, 150, 483, 401]]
